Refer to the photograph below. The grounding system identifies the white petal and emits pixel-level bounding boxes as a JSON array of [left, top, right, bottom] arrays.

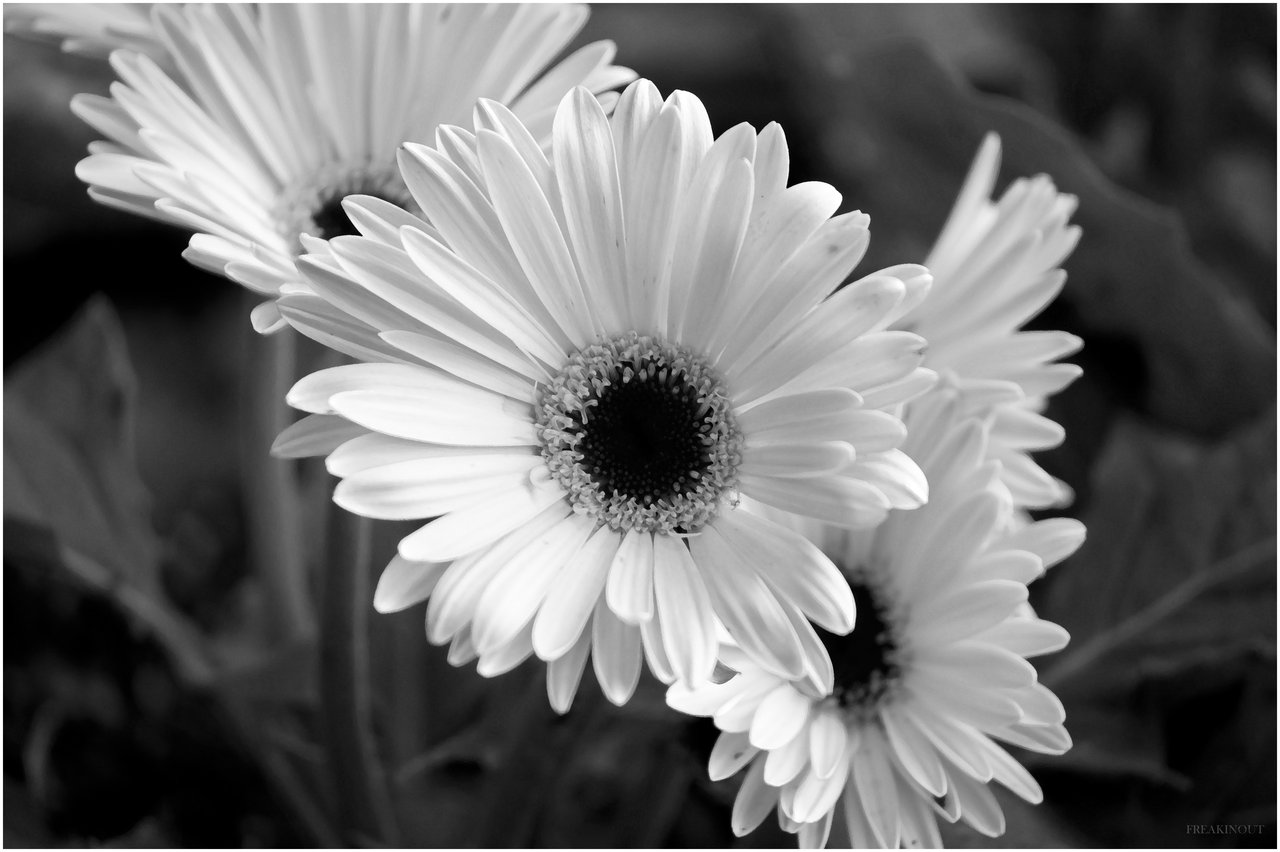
[[881, 708, 947, 797], [709, 730, 759, 781], [735, 388, 862, 434], [545, 626, 592, 714], [763, 724, 812, 786], [470, 512, 595, 654], [792, 752, 852, 825], [399, 478, 567, 562], [651, 534, 717, 686], [605, 528, 654, 624], [740, 473, 892, 529], [424, 502, 568, 643], [398, 223, 565, 368], [911, 580, 1030, 647], [731, 760, 779, 837], [330, 386, 536, 447], [740, 442, 855, 479], [532, 525, 619, 660], [977, 618, 1069, 658], [851, 735, 901, 849], [808, 710, 848, 780], [334, 454, 541, 520], [271, 413, 366, 458], [749, 684, 813, 751], [476, 128, 596, 344], [591, 599, 643, 705], [379, 330, 534, 401], [287, 363, 439, 415], [553, 87, 629, 334], [373, 556, 448, 614], [713, 509, 854, 635], [689, 524, 806, 679]]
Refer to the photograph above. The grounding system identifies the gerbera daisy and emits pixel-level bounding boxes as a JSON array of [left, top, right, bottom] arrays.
[[668, 393, 1084, 848], [275, 80, 934, 709], [68, 3, 634, 331], [889, 134, 1082, 510], [5, 3, 167, 62]]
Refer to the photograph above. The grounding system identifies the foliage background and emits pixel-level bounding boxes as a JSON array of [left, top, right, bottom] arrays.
[[4, 3, 1276, 847]]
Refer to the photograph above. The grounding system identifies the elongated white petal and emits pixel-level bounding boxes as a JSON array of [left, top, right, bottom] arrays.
[[591, 599, 643, 705], [689, 524, 806, 679], [399, 478, 567, 562], [272, 413, 367, 458], [651, 534, 717, 686], [373, 556, 448, 614], [605, 528, 654, 624], [532, 524, 620, 660]]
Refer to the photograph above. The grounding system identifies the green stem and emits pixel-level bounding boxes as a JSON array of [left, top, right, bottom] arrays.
[[319, 511, 399, 845], [243, 319, 315, 640]]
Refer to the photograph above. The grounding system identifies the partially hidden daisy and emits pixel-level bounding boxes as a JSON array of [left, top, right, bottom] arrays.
[[274, 80, 934, 711], [889, 134, 1083, 510], [668, 392, 1085, 848], [5, 3, 167, 62], [69, 3, 634, 332]]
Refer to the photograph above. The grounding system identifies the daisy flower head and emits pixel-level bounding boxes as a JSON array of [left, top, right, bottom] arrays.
[[5, 3, 167, 62], [668, 393, 1085, 848], [888, 133, 1083, 511], [276, 80, 935, 711], [69, 3, 634, 332]]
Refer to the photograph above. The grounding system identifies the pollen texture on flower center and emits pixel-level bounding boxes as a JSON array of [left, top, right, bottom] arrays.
[[310, 197, 364, 241], [277, 163, 411, 247], [817, 574, 904, 714], [536, 334, 743, 535]]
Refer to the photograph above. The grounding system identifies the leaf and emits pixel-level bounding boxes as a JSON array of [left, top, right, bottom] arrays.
[[1026, 410, 1276, 836], [5, 295, 161, 590], [773, 29, 1276, 435], [1043, 410, 1276, 693]]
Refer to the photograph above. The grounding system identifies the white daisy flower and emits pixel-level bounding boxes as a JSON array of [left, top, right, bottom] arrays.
[[890, 133, 1083, 510], [275, 80, 935, 710], [668, 393, 1085, 848], [68, 3, 634, 332], [5, 3, 167, 62]]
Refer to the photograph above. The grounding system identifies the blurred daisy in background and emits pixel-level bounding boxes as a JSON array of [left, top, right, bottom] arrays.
[[64, 3, 633, 332], [5, 2, 168, 62], [889, 133, 1083, 511], [668, 393, 1084, 848], [275, 80, 936, 710]]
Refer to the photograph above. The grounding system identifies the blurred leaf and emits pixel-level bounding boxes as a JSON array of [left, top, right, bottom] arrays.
[[537, 709, 695, 848], [1044, 410, 1276, 693], [777, 32, 1276, 435], [3, 298, 214, 687], [5, 295, 161, 590], [1029, 410, 1276, 841]]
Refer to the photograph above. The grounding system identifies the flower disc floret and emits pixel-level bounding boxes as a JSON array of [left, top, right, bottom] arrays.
[[276, 163, 413, 246], [536, 334, 742, 534], [817, 569, 909, 720]]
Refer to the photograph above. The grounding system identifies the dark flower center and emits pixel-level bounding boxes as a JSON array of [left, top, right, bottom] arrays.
[[309, 196, 363, 241], [536, 335, 742, 534], [816, 577, 901, 709], [576, 361, 715, 507], [277, 164, 411, 250]]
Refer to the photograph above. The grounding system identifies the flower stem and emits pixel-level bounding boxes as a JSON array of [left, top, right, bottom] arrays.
[[319, 511, 399, 845], [243, 319, 315, 640]]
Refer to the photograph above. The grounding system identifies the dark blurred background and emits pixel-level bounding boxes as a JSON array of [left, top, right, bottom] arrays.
[[4, 4, 1276, 848]]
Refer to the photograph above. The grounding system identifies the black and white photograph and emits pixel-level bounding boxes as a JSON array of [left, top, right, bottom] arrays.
[[2, 2, 1276, 848]]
